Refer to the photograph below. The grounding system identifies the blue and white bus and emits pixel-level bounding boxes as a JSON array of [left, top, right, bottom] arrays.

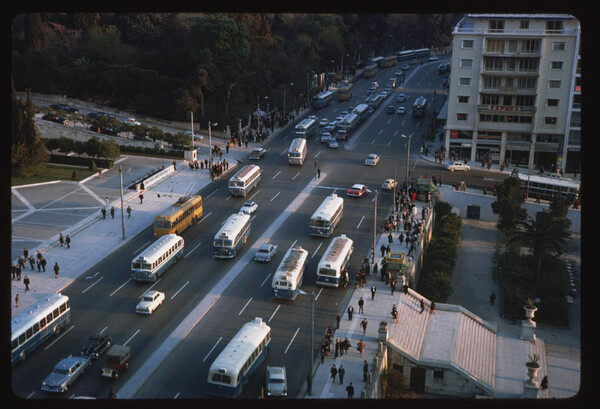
[[272, 246, 309, 300], [316, 235, 354, 287], [311, 90, 335, 108], [229, 164, 261, 197], [207, 317, 272, 398], [288, 138, 307, 165], [294, 117, 318, 139], [213, 212, 251, 259], [131, 234, 184, 281], [11, 293, 71, 366], [309, 193, 344, 237]]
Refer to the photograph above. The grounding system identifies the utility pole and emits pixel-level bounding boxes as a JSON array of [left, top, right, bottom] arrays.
[[307, 290, 315, 395], [373, 189, 377, 264], [119, 165, 125, 239]]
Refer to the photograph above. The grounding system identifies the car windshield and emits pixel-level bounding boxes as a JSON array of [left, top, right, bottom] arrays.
[[142, 295, 154, 301], [269, 378, 285, 383], [54, 368, 71, 375], [258, 249, 269, 254]]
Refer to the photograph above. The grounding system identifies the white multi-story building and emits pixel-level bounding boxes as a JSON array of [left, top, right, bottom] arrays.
[[445, 14, 581, 174]]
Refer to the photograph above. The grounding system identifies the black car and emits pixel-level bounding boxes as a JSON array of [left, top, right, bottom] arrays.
[[42, 113, 56, 121], [50, 104, 79, 113], [80, 333, 112, 360], [51, 117, 69, 125]]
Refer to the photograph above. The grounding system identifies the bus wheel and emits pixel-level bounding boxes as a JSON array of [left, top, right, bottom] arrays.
[[20, 350, 27, 362], [54, 325, 61, 335]]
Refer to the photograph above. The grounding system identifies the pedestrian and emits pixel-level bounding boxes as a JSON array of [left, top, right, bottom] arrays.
[[360, 318, 368, 336], [59, 233, 64, 247], [54, 263, 60, 278], [489, 291, 496, 306], [391, 305, 398, 323], [363, 360, 369, 382], [430, 300, 436, 314], [23, 275, 30, 292], [420, 298, 425, 313], [346, 382, 354, 399], [16, 263, 22, 281], [15, 293, 19, 308], [336, 312, 341, 330], [28, 255, 35, 270], [380, 244, 386, 258], [338, 365, 345, 385], [541, 375, 548, 390], [110, 207, 115, 219], [358, 297, 364, 314], [347, 305, 354, 320], [11, 263, 16, 279], [335, 339, 339, 358], [317, 167, 321, 178], [127, 205, 132, 218], [371, 284, 377, 300], [330, 364, 337, 383], [320, 346, 325, 364], [65, 234, 71, 249], [373, 262, 378, 277], [23, 248, 29, 259], [101, 207, 107, 219], [40, 257, 46, 272], [343, 337, 351, 354], [357, 339, 366, 358], [139, 192, 144, 204], [390, 279, 396, 295]]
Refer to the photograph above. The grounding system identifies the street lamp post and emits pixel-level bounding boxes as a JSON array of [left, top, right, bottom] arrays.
[[307, 290, 315, 395], [209, 121, 217, 170], [402, 133, 412, 186]]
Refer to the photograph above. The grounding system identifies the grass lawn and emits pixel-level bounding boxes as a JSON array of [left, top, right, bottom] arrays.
[[11, 165, 96, 187]]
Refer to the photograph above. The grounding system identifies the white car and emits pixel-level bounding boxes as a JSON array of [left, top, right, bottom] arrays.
[[365, 154, 380, 166], [241, 201, 258, 215], [41, 356, 91, 392], [319, 118, 329, 127], [327, 138, 339, 149], [446, 161, 470, 172], [135, 290, 165, 315], [320, 132, 331, 143], [255, 243, 277, 262], [381, 178, 397, 191], [124, 118, 141, 126], [396, 106, 406, 115], [266, 366, 288, 397], [347, 184, 370, 197]]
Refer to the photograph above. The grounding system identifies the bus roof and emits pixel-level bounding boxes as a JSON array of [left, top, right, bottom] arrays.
[[215, 212, 251, 240], [272, 247, 308, 286], [516, 172, 580, 189], [132, 234, 183, 264], [311, 194, 343, 221], [12, 293, 69, 338], [155, 196, 202, 219], [230, 164, 260, 182], [289, 138, 306, 151], [319, 235, 353, 268]]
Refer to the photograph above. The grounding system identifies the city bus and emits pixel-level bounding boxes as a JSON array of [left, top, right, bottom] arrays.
[[352, 103, 370, 123], [337, 81, 354, 101], [207, 317, 271, 398], [309, 193, 344, 237], [272, 246, 309, 300], [131, 234, 184, 282], [294, 117, 318, 139], [397, 50, 414, 61], [229, 165, 261, 197], [11, 293, 71, 366], [213, 212, 251, 258], [412, 48, 431, 59], [517, 172, 581, 203], [363, 63, 378, 78], [412, 96, 427, 118], [288, 138, 307, 165], [379, 55, 398, 67], [316, 234, 354, 287], [311, 90, 335, 108], [154, 195, 203, 238]]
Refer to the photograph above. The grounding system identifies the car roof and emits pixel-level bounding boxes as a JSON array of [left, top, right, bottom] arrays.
[[352, 184, 365, 188]]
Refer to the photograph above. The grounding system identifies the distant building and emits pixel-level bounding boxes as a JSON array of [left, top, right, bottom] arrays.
[[444, 14, 581, 174]]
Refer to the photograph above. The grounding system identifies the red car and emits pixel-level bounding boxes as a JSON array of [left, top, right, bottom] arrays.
[[347, 184, 369, 197]]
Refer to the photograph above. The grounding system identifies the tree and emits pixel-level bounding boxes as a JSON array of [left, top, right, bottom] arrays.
[[99, 138, 120, 159], [491, 169, 527, 234], [85, 135, 102, 158]]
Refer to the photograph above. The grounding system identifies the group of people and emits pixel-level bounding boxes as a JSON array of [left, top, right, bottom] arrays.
[[12, 247, 63, 306]]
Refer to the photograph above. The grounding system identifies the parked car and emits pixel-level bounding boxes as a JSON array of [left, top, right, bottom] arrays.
[[80, 333, 112, 360], [347, 184, 370, 197], [240, 201, 258, 215], [51, 116, 69, 125], [249, 147, 266, 160], [381, 178, 397, 191], [255, 243, 277, 262], [365, 154, 380, 166], [266, 366, 288, 397], [446, 161, 470, 172], [100, 345, 131, 380], [41, 113, 56, 121], [41, 356, 91, 392], [135, 290, 165, 315], [50, 104, 79, 113]]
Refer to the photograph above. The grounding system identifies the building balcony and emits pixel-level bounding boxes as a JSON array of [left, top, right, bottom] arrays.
[[477, 104, 537, 113]]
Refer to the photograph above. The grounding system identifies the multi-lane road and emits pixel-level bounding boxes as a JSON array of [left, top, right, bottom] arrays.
[[13, 55, 506, 399]]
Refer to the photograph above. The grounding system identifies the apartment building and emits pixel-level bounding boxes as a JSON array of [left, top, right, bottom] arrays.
[[444, 14, 581, 174]]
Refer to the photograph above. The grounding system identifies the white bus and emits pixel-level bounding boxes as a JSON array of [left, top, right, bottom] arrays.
[[272, 246, 309, 300], [288, 138, 307, 165], [11, 293, 71, 366], [213, 212, 252, 258], [131, 234, 184, 282], [207, 317, 272, 398], [309, 193, 344, 237], [316, 234, 354, 287], [294, 117, 318, 139], [352, 103, 370, 123], [229, 164, 261, 197], [311, 90, 335, 108], [517, 172, 581, 203]]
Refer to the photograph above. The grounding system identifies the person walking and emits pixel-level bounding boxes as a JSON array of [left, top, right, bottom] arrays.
[[336, 312, 341, 330], [360, 318, 368, 336], [430, 301, 436, 314], [380, 244, 386, 258], [23, 275, 30, 292], [335, 339, 340, 358], [139, 192, 144, 204], [347, 305, 354, 320], [11, 263, 16, 280], [358, 297, 365, 314], [28, 255, 35, 270], [390, 278, 396, 295], [373, 262, 378, 278], [370, 284, 377, 300], [343, 337, 351, 355], [420, 298, 425, 313], [127, 205, 132, 218], [15, 293, 19, 308], [101, 207, 107, 219], [363, 360, 369, 382], [59, 233, 64, 247], [346, 382, 354, 399], [357, 339, 366, 358], [65, 234, 71, 249], [330, 364, 337, 383], [391, 305, 398, 323], [338, 365, 345, 385], [110, 207, 115, 219], [40, 257, 47, 272], [54, 263, 60, 278], [320, 346, 325, 364]]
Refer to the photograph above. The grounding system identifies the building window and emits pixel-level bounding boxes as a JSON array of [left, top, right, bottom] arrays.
[[460, 59, 472, 68], [458, 77, 471, 86], [462, 39, 474, 49], [433, 369, 444, 379], [457, 113, 468, 121], [486, 38, 505, 53], [489, 20, 505, 33], [545, 117, 558, 126], [522, 39, 540, 54], [547, 99, 559, 107], [550, 61, 564, 70], [548, 80, 562, 89], [520, 20, 529, 29], [552, 42, 566, 51], [457, 95, 469, 104], [546, 20, 564, 34]]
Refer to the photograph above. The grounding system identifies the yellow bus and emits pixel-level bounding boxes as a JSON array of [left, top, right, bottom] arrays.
[[154, 195, 203, 237], [337, 81, 353, 101]]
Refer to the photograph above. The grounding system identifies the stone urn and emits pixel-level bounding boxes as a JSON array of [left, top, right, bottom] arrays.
[[525, 354, 541, 382], [378, 321, 389, 344]]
